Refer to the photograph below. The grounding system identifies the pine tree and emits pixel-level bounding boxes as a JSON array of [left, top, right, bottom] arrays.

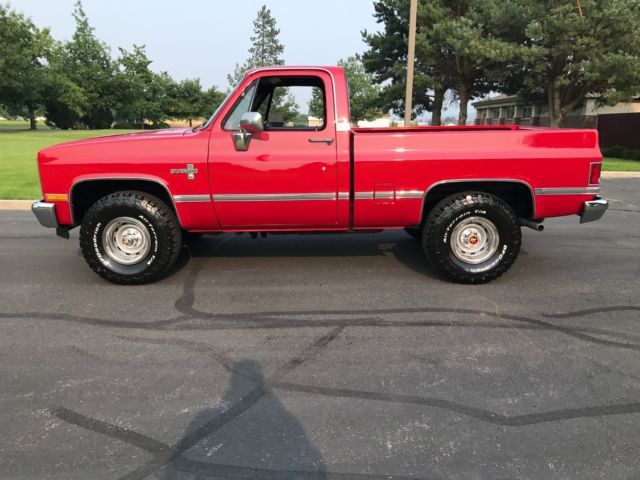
[[227, 5, 285, 87]]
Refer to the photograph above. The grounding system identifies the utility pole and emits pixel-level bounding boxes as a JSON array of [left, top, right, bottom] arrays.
[[404, 0, 418, 127]]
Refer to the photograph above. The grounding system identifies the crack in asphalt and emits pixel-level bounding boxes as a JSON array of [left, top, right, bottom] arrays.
[[116, 326, 345, 480], [118, 334, 640, 427]]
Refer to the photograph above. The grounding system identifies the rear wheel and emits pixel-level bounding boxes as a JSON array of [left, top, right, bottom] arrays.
[[80, 191, 182, 284], [423, 192, 521, 283]]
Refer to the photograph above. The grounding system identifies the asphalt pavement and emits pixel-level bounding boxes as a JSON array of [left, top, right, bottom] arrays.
[[1, 178, 639, 480]]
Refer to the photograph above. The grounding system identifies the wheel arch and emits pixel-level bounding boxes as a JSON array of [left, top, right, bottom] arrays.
[[420, 179, 536, 224], [69, 177, 181, 226]]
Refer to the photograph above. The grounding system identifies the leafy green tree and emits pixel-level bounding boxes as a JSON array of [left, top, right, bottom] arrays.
[[309, 55, 383, 124], [57, 0, 117, 128], [116, 45, 161, 128], [507, 0, 640, 127], [166, 79, 225, 126], [0, 5, 53, 129]]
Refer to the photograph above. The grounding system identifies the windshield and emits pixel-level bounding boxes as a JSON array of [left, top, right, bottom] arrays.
[[201, 80, 244, 130]]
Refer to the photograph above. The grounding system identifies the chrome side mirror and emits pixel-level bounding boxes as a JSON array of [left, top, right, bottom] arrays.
[[232, 112, 264, 151], [240, 112, 264, 134]]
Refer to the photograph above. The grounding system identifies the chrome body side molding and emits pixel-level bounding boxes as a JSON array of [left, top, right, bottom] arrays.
[[213, 193, 336, 202], [534, 187, 600, 195], [173, 195, 211, 203]]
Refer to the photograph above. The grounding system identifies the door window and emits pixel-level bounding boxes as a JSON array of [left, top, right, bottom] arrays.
[[224, 75, 326, 131]]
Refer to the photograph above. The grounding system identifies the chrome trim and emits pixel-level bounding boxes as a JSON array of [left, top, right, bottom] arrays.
[[173, 195, 211, 203], [421, 179, 537, 220], [213, 193, 336, 202], [374, 191, 395, 199], [396, 190, 423, 199], [308, 138, 335, 145], [31, 201, 58, 228], [69, 177, 183, 226], [249, 67, 340, 130], [535, 187, 600, 195], [338, 192, 350, 200], [580, 196, 609, 223], [354, 192, 374, 200]]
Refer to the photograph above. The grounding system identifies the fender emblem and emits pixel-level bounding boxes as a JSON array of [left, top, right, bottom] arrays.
[[170, 164, 198, 180]]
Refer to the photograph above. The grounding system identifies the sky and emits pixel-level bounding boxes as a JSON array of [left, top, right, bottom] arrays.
[[11, 0, 469, 121]]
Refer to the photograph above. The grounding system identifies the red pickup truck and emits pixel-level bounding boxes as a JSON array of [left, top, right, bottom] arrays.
[[32, 66, 608, 284]]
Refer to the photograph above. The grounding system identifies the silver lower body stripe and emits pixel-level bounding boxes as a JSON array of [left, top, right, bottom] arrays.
[[173, 195, 211, 202], [210, 191, 425, 202], [213, 193, 336, 202], [396, 190, 423, 199], [535, 187, 600, 195]]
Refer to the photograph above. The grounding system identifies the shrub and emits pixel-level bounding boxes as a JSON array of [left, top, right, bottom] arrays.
[[602, 145, 625, 158], [602, 145, 640, 161]]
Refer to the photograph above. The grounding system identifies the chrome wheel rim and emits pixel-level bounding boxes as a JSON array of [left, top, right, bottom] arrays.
[[450, 216, 499, 265], [102, 217, 151, 265]]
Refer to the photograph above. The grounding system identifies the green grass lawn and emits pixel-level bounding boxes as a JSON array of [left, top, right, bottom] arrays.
[[0, 127, 134, 199], [601, 157, 640, 172], [0, 124, 638, 199]]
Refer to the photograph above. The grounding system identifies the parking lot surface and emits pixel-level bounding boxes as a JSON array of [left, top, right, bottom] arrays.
[[1, 178, 639, 479]]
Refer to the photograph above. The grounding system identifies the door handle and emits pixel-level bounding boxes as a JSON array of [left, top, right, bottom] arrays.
[[308, 138, 334, 145]]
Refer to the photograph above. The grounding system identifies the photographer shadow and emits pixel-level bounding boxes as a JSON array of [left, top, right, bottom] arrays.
[[160, 360, 327, 479]]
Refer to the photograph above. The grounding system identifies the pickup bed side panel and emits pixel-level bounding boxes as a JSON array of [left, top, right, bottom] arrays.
[[352, 128, 601, 227]]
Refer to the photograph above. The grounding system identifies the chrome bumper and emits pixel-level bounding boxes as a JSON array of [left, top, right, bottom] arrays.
[[580, 196, 609, 224], [32, 201, 59, 228]]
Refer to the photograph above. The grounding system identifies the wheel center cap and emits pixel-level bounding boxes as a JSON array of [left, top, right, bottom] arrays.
[[469, 236, 479, 245]]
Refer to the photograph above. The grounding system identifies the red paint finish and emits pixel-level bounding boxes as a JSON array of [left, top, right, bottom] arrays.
[[35, 65, 603, 233]]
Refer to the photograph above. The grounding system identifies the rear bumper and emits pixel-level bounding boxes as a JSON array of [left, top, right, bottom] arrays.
[[580, 196, 609, 224], [32, 201, 59, 228]]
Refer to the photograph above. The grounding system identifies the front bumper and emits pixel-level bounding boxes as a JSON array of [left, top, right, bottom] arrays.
[[580, 196, 609, 224], [32, 201, 59, 228]]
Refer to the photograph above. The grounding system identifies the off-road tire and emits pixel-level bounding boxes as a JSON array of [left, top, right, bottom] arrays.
[[80, 191, 182, 285], [423, 192, 521, 284]]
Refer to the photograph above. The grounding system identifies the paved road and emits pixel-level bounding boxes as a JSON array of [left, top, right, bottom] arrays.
[[1, 179, 639, 480]]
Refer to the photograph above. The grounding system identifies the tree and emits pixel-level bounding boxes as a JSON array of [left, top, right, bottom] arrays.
[[0, 5, 53, 129], [310, 55, 383, 124], [57, 0, 117, 128], [507, 0, 640, 127], [363, 0, 436, 121], [227, 4, 298, 122], [227, 4, 285, 87], [167, 79, 225, 126], [115, 45, 171, 128], [363, 0, 526, 125]]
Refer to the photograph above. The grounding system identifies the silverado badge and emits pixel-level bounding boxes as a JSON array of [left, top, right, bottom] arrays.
[[170, 164, 198, 180]]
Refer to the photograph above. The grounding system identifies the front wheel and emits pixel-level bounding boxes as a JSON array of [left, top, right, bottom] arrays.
[[80, 191, 182, 284], [423, 192, 521, 284]]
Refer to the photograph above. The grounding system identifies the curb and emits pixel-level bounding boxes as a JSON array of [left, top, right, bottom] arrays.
[[0, 200, 35, 211], [601, 171, 640, 179]]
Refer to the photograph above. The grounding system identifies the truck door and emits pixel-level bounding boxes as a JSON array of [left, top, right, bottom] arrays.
[[208, 72, 338, 228]]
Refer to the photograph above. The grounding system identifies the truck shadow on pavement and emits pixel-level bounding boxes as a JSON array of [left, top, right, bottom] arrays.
[[171, 231, 443, 281]]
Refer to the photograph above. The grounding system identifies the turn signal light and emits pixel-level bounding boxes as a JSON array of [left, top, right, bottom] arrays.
[[589, 163, 602, 185], [44, 193, 69, 202]]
